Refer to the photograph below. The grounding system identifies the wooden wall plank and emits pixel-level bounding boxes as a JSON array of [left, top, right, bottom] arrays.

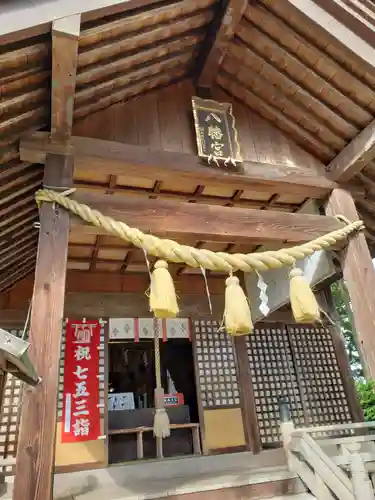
[[13, 155, 73, 500], [72, 81, 329, 181]]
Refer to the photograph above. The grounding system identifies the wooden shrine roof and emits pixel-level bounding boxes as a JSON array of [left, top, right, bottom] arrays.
[[1, 0, 375, 292]]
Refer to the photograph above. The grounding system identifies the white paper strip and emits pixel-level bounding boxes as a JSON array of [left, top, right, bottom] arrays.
[[108, 318, 134, 340], [166, 318, 190, 339], [245, 250, 335, 323], [245, 201, 336, 323], [139, 318, 161, 339], [257, 274, 270, 317]]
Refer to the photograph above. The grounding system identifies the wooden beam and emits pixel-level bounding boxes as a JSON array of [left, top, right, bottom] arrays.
[[0, 272, 295, 326], [70, 191, 345, 244], [51, 14, 80, 143], [325, 188, 375, 380], [327, 119, 375, 182], [20, 132, 338, 197], [13, 155, 72, 500], [4, 272, 225, 309], [198, 0, 247, 88]]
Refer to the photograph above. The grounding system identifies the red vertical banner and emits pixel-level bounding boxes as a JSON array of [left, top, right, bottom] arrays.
[[62, 319, 101, 443]]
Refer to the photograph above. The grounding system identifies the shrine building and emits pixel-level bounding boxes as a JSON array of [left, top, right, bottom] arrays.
[[0, 1, 375, 500]]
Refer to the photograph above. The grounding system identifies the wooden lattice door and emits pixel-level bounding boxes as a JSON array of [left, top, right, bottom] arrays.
[[0, 328, 24, 475], [246, 324, 353, 448], [287, 325, 352, 426], [246, 324, 306, 447], [193, 319, 240, 409]]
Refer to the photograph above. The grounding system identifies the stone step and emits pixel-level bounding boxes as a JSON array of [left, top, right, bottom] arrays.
[[269, 496, 314, 500], [50, 464, 305, 500], [2, 450, 307, 500]]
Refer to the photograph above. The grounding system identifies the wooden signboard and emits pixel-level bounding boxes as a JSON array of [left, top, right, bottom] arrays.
[[192, 97, 242, 166]]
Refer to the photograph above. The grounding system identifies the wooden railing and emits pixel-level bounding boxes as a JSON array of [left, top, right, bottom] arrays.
[[283, 422, 375, 500]]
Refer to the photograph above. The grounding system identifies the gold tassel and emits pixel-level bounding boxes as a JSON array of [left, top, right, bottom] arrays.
[[150, 260, 179, 319], [289, 268, 320, 323], [224, 275, 253, 336]]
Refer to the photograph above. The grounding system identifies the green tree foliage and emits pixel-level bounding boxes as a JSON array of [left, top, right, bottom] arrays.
[[330, 282, 375, 419], [330, 282, 363, 379], [356, 380, 375, 421]]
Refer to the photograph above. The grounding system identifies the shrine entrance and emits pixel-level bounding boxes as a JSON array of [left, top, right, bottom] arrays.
[[107, 318, 201, 464]]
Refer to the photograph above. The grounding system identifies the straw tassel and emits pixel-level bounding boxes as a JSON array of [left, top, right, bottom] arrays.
[[153, 320, 170, 438], [224, 275, 253, 336], [289, 268, 320, 323], [153, 389, 170, 439], [150, 260, 179, 319]]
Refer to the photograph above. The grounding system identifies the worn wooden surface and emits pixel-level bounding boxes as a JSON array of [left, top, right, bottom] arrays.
[[0, 0, 174, 42], [3, 0, 375, 295], [51, 14, 80, 143], [287, 0, 375, 71], [12, 155, 72, 500], [327, 118, 375, 182], [326, 188, 375, 380], [69, 191, 344, 244], [218, 1, 375, 163], [311, 0, 375, 52], [198, 0, 247, 88], [20, 132, 336, 198], [233, 335, 261, 454], [0, 270, 294, 327]]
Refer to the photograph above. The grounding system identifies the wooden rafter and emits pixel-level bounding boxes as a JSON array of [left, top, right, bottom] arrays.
[[198, 0, 247, 88], [286, 0, 375, 71], [0, 0, 161, 43], [308, 0, 375, 51], [69, 191, 345, 244], [20, 132, 337, 197], [327, 119, 375, 182], [51, 14, 81, 143]]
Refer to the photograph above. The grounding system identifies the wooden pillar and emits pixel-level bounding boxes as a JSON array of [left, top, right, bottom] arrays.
[[326, 188, 375, 380], [13, 155, 73, 500], [321, 289, 364, 422], [233, 336, 261, 453]]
